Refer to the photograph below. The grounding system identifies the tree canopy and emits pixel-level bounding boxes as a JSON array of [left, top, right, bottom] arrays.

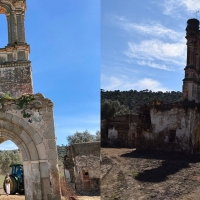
[[101, 99, 129, 120], [101, 89, 182, 116], [0, 150, 22, 174], [67, 130, 100, 145]]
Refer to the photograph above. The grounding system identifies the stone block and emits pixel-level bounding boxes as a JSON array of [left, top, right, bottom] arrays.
[[4, 113, 13, 121], [33, 133, 43, 145], [49, 159, 58, 171], [48, 139, 56, 149], [25, 124, 37, 137], [19, 143, 29, 161], [47, 106, 53, 112], [32, 182, 42, 200], [42, 112, 53, 121], [36, 143, 47, 160], [51, 170, 61, 195], [20, 130, 32, 145], [0, 112, 5, 119], [48, 149, 58, 160], [40, 162, 49, 178], [12, 124, 23, 135], [32, 169, 40, 182], [17, 142, 30, 161], [43, 121, 56, 139], [41, 178, 51, 200], [11, 115, 20, 124], [28, 142, 39, 161], [19, 118, 29, 129], [2, 121, 14, 131]]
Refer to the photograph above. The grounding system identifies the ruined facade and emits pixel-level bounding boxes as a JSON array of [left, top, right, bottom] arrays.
[[101, 114, 137, 148], [0, 0, 61, 199], [135, 18, 200, 154], [64, 142, 100, 195], [135, 101, 199, 153]]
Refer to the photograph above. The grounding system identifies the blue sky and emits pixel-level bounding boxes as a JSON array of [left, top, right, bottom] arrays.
[[0, 0, 100, 150], [101, 0, 200, 92]]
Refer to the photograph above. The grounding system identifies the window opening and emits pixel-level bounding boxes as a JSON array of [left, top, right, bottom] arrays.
[[0, 14, 8, 47], [169, 130, 176, 143]]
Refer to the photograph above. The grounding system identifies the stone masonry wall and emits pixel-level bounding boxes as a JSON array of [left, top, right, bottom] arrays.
[[0, 93, 61, 200], [136, 104, 199, 154], [70, 142, 100, 194]]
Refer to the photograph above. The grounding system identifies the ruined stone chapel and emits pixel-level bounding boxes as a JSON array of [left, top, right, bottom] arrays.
[[0, 0, 61, 199], [135, 18, 200, 154]]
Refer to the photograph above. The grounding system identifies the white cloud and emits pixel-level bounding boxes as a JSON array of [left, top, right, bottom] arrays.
[[101, 74, 123, 90], [136, 78, 169, 92], [124, 39, 186, 66], [137, 60, 175, 71], [162, 0, 200, 15], [114, 16, 183, 41], [101, 74, 169, 92]]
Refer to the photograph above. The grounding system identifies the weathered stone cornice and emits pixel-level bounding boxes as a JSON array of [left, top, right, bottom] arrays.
[[0, 60, 31, 68]]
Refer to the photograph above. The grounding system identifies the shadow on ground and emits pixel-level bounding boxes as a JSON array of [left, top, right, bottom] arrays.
[[121, 149, 200, 182]]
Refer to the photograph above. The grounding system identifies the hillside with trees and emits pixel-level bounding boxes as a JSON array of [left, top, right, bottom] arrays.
[[101, 89, 182, 119]]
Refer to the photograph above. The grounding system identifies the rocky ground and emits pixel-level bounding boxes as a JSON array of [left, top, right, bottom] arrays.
[[101, 147, 200, 200]]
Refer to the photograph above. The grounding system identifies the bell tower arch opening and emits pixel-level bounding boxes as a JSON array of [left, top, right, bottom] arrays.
[[0, 14, 8, 47], [0, 0, 33, 98]]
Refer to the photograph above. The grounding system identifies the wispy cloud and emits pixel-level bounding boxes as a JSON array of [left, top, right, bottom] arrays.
[[137, 60, 175, 71], [114, 16, 183, 41], [101, 74, 170, 92], [101, 74, 123, 90], [110, 15, 186, 70], [124, 40, 186, 66], [162, 0, 200, 15]]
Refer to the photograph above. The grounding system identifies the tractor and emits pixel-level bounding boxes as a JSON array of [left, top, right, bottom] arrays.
[[3, 164, 24, 195]]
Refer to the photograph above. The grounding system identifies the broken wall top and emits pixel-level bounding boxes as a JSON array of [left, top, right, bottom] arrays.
[[70, 142, 100, 157]]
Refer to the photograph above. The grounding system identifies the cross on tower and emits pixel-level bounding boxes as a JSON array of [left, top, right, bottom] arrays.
[[194, 10, 199, 19]]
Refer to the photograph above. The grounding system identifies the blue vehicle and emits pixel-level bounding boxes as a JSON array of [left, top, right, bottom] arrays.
[[3, 164, 24, 195]]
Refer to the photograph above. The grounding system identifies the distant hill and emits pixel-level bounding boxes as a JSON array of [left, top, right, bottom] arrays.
[[101, 89, 182, 113]]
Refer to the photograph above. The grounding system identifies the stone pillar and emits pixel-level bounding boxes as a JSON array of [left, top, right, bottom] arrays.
[[6, 14, 12, 44], [10, 12, 17, 44], [31, 162, 42, 200], [17, 12, 25, 43], [23, 161, 43, 200], [23, 161, 33, 200]]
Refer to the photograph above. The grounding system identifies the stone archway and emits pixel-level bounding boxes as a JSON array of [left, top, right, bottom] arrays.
[[0, 93, 61, 200], [0, 1, 61, 198]]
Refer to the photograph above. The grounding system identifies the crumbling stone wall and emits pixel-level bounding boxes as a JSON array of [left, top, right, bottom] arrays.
[[69, 142, 100, 195], [136, 100, 200, 154], [0, 93, 61, 200], [101, 114, 137, 147]]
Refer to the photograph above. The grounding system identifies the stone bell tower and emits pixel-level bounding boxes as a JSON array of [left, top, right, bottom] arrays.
[[0, 0, 32, 97], [183, 18, 200, 102]]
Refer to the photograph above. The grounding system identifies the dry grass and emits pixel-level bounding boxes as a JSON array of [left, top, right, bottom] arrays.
[[60, 176, 79, 200]]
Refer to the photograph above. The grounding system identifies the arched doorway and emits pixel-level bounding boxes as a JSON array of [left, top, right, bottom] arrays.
[[0, 93, 61, 200]]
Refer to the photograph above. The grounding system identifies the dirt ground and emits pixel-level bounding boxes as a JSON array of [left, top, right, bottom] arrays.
[[0, 187, 100, 200], [101, 147, 200, 200]]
